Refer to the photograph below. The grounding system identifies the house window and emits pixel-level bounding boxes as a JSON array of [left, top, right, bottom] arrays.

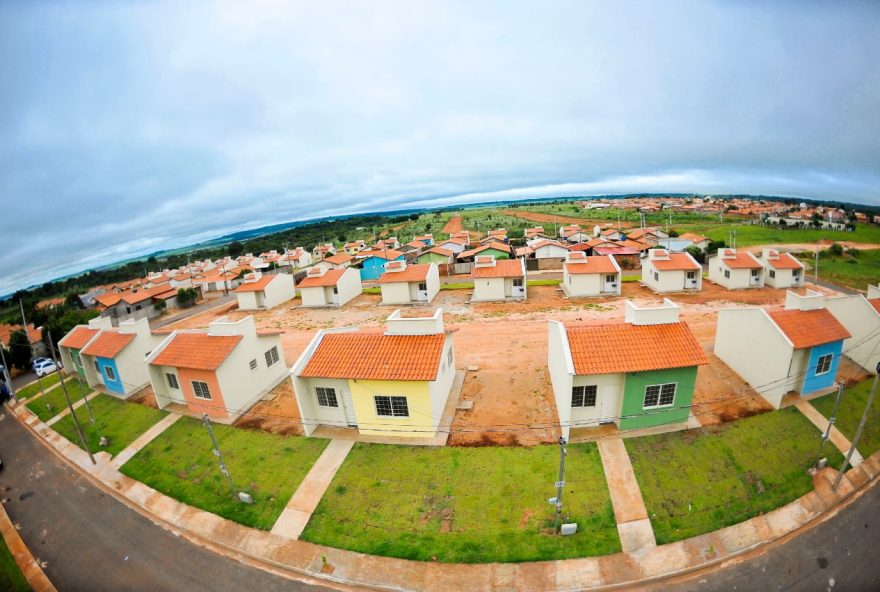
[[192, 381, 212, 400], [686, 271, 696, 280], [316, 387, 339, 407], [418, 282, 427, 291], [571, 385, 597, 408], [447, 347, 454, 368], [769, 270, 776, 279], [94, 360, 100, 372], [644, 383, 676, 409], [513, 278, 524, 287], [249, 359, 257, 371], [126, 307, 132, 314], [723, 269, 730, 279], [104, 366, 116, 381], [135, 304, 142, 311], [653, 271, 659, 282], [815, 353, 834, 376], [166, 373, 179, 389], [793, 269, 801, 278], [374, 395, 409, 417], [264, 346, 280, 367], [751, 269, 760, 278]]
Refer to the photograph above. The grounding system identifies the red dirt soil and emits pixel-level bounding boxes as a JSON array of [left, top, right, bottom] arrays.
[[501, 209, 636, 229], [441, 215, 464, 235]]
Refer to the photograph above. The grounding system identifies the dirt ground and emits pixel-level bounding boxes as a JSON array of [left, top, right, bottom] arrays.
[[154, 280, 850, 446], [501, 209, 637, 229], [441, 215, 464, 235]]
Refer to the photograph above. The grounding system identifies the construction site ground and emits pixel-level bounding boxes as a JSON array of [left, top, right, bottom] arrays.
[[150, 276, 853, 446]]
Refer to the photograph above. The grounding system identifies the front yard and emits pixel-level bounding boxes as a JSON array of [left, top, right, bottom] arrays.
[[25, 378, 90, 422], [16, 372, 62, 400], [119, 417, 328, 529], [51, 394, 168, 457], [812, 377, 880, 457], [627, 407, 843, 544], [0, 537, 30, 592], [301, 442, 619, 563]]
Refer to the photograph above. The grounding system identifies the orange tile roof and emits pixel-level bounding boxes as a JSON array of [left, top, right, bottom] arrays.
[[425, 246, 453, 257], [627, 227, 661, 240], [297, 268, 346, 288], [471, 259, 524, 279], [234, 275, 276, 292], [59, 326, 99, 350], [651, 253, 701, 271], [460, 242, 511, 259], [679, 232, 708, 243], [717, 250, 762, 269], [869, 299, 880, 315], [378, 263, 432, 284], [439, 238, 467, 246], [360, 248, 404, 261], [95, 292, 123, 308], [323, 253, 354, 265], [565, 256, 619, 275], [615, 239, 651, 251], [763, 253, 804, 270], [36, 297, 65, 309], [301, 332, 445, 380], [531, 239, 569, 250], [768, 309, 851, 349], [567, 322, 708, 375], [151, 333, 242, 370], [0, 324, 41, 346], [81, 331, 136, 358]]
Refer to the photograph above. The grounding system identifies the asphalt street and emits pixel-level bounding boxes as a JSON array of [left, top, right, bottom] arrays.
[[0, 406, 336, 592]]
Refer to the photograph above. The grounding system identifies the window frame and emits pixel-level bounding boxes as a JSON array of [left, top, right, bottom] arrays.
[[769, 269, 776, 279], [571, 385, 598, 408], [192, 380, 212, 400], [166, 372, 179, 389], [643, 382, 677, 409], [815, 353, 834, 376], [104, 365, 116, 381], [374, 395, 409, 418], [315, 386, 339, 408], [249, 359, 258, 371], [264, 346, 280, 367]]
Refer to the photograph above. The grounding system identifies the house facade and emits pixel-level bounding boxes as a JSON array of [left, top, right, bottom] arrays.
[[714, 291, 851, 408], [58, 316, 114, 380], [436, 238, 468, 255], [548, 300, 707, 438], [758, 249, 805, 289], [641, 249, 702, 293], [315, 253, 354, 270], [531, 240, 570, 260], [297, 267, 362, 307], [378, 261, 440, 305], [708, 248, 765, 289], [78, 318, 163, 398], [234, 272, 296, 310], [291, 309, 456, 439], [359, 249, 405, 280], [561, 252, 621, 298], [470, 256, 527, 302], [417, 247, 455, 266], [824, 286, 880, 375]]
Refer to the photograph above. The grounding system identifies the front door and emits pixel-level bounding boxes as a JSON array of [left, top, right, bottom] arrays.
[[341, 387, 357, 427], [416, 282, 428, 301], [604, 274, 617, 292], [331, 286, 340, 305], [599, 391, 616, 424], [685, 271, 697, 289], [750, 269, 761, 286], [512, 277, 525, 297]]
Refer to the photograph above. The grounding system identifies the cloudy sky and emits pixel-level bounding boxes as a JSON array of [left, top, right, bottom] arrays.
[[1, 1, 879, 295]]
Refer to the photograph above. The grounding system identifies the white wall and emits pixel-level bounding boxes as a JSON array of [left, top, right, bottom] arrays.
[[765, 267, 804, 289], [571, 373, 625, 427], [535, 244, 570, 259], [336, 267, 362, 306], [380, 281, 413, 304], [297, 376, 354, 429], [386, 309, 444, 335], [825, 295, 880, 375], [709, 257, 762, 289], [263, 274, 296, 308], [300, 286, 330, 307], [472, 277, 507, 302], [714, 308, 795, 408], [547, 321, 575, 440], [215, 333, 287, 420], [236, 291, 260, 310], [427, 335, 456, 431], [563, 270, 602, 297]]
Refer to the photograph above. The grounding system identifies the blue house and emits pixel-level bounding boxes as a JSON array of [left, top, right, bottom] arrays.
[[359, 249, 405, 281], [77, 318, 162, 398]]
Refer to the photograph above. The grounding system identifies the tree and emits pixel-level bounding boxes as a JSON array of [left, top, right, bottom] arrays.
[[827, 243, 844, 257], [8, 329, 32, 370], [153, 299, 167, 313], [227, 241, 244, 258], [667, 229, 680, 237], [685, 245, 704, 264], [176, 288, 198, 307], [409, 213, 419, 221], [65, 293, 83, 309], [707, 239, 726, 255]]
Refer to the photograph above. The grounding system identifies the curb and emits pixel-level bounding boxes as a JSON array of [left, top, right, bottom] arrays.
[[8, 401, 880, 591], [0, 489, 57, 592]]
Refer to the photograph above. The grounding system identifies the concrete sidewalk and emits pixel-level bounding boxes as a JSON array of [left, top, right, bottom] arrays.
[[111, 413, 182, 469], [794, 399, 864, 467], [45, 390, 97, 427], [596, 438, 656, 554], [10, 398, 880, 591]]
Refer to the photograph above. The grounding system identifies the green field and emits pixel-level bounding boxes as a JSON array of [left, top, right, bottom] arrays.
[[16, 372, 62, 400], [51, 394, 169, 456], [301, 442, 620, 563], [119, 417, 328, 529], [627, 407, 843, 544], [25, 378, 90, 422], [812, 377, 880, 457], [675, 222, 880, 247], [797, 249, 880, 290], [0, 537, 30, 592]]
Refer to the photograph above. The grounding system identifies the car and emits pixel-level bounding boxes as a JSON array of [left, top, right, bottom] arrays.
[[31, 357, 50, 371], [34, 360, 58, 377]]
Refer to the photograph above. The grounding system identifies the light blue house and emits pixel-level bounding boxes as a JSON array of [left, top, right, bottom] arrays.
[[78, 318, 163, 398], [359, 249, 405, 281]]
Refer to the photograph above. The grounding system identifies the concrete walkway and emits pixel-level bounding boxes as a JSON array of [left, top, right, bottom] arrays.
[[45, 391, 96, 427], [794, 399, 864, 467], [596, 437, 657, 554], [111, 413, 183, 469], [270, 439, 354, 539]]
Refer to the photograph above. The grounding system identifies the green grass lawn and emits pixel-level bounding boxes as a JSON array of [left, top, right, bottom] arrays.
[[526, 279, 561, 287], [51, 394, 169, 457], [16, 372, 62, 400], [622, 274, 640, 282], [25, 378, 90, 422], [796, 249, 880, 290], [812, 377, 880, 457], [301, 442, 620, 563], [627, 408, 843, 544], [119, 417, 329, 529], [675, 222, 880, 247], [440, 282, 474, 290], [0, 537, 31, 592]]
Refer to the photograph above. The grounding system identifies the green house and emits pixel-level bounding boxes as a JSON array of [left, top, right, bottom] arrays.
[[416, 247, 454, 265], [459, 242, 511, 261], [548, 300, 708, 438]]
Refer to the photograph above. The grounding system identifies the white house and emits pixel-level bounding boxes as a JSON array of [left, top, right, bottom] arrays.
[[377, 261, 440, 305], [824, 285, 880, 375], [679, 233, 710, 252], [470, 256, 527, 302], [78, 318, 165, 398], [757, 249, 805, 289], [530, 239, 570, 259], [561, 252, 621, 297], [559, 225, 590, 243], [279, 247, 313, 269], [234, 272, 296, 310], [436, 237, 468, 255], [708, 248, 765, 289], [147, 316, 288, 423], [314, 252, 355, 271], [297, 266, 362, 307], [312, 243, 336, 261], [641, 249, 702, 293]]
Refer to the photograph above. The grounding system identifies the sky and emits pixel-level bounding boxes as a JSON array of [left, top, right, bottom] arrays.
[[1, 0, 879, 295]]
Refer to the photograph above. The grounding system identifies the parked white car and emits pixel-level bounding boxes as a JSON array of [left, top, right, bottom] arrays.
[[34, 360, 58, 377]]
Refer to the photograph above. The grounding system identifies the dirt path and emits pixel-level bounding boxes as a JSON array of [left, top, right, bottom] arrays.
[[501, 209, 636, 229], [441, 215, 464, 235]]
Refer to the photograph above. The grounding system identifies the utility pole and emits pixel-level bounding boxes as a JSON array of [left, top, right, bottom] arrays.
[[0, 345, 16, 403], [553, 436, 567, 534], [814, 242, 819, 285], [202, 413, 241, 500], [48, 334, 95, 465], [815, 382, 843, 468], [833, 365, 880, 491]]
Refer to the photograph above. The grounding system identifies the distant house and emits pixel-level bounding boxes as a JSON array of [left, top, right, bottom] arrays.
[[470, 256, 527, 302], [0, 323, 46, 358], [559, 225, 590, 243], [297, 267, 362, 308], [312, 244, 336, 261], [234, 272, 296, 310], [593, 246, 641, 270], [374, 237, 401, 250], [458, 242, 511, 262], [530, 239, 570, 260], [708, 248, 764, 289], [561, 252, 621, 298], [95, 283, 179, 324], [147, 316, 287, 422], [79, 318, 163, 398], [315, 252, 355, 271], [599, 228, 626, 241], [714, 291, 851, 408], [291, 309, 456, 439], [548, 299, 707, 438], [757, 249, 805, 289], [413, 234, 434, 246], [378, 261, 440, 305], [823, 285, 880, 375], [359, 249, 406, 281], [398, 241, 425, 256], [278, 248, 312, 269], [481, 229, 508, 244], [641, 249, 702, 293], [343, 240, 367, 256], [417, 246, 455, 266], [436, 237, 468, 255], [627, 227, 668, 245], [58, 317, 114, 381], [679, 233, 711, 252]]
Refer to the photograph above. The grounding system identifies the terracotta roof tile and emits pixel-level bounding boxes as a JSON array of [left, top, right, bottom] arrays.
[[531, 239, 569, 250], [425, 246, 453, 257], [151, 333, 242, 370], [768, 309, 851, 349], [360, 249, 404, 261], [565, 256, 619, 275], [301, 332, 445, 381], [593, 246, 640, 256], [81, 331, 136, 358], [679, 232, 708, 243], [651, 253, 701, 271], [323, 253, 354, 265], [868, 299, 880, 314], [95, 292, 123, 308], [763, 253, 804, 270], [567, 322, 708, 375], [378, 263, 432, 284], [717, 250, 763, 269], [59, 326, 99, 350], [234, 275, 276, 292], [297, 268, 346, 288], [460, 242, 511, 259], [471, 259, 524, 279]]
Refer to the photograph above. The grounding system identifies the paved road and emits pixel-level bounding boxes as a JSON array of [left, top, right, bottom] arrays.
[[150, 293, 236, 329], [0, 407, 336, 592]]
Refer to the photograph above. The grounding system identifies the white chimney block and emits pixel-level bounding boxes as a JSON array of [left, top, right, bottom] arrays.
[[624, 299, 681, 325], [785, 289, 825, 311]]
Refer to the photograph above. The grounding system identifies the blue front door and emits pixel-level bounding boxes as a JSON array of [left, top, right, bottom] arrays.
[[801, 341, 843, 395]]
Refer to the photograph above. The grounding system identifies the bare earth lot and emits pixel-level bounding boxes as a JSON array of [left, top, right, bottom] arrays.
[[157, 281, 847, 445]]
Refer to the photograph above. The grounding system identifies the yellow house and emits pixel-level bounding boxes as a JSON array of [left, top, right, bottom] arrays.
[[291, 309, 455, 439]]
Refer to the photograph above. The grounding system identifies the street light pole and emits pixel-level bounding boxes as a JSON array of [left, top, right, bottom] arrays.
[[553, 436, 567, 534], [833, 366, 880, 491]]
